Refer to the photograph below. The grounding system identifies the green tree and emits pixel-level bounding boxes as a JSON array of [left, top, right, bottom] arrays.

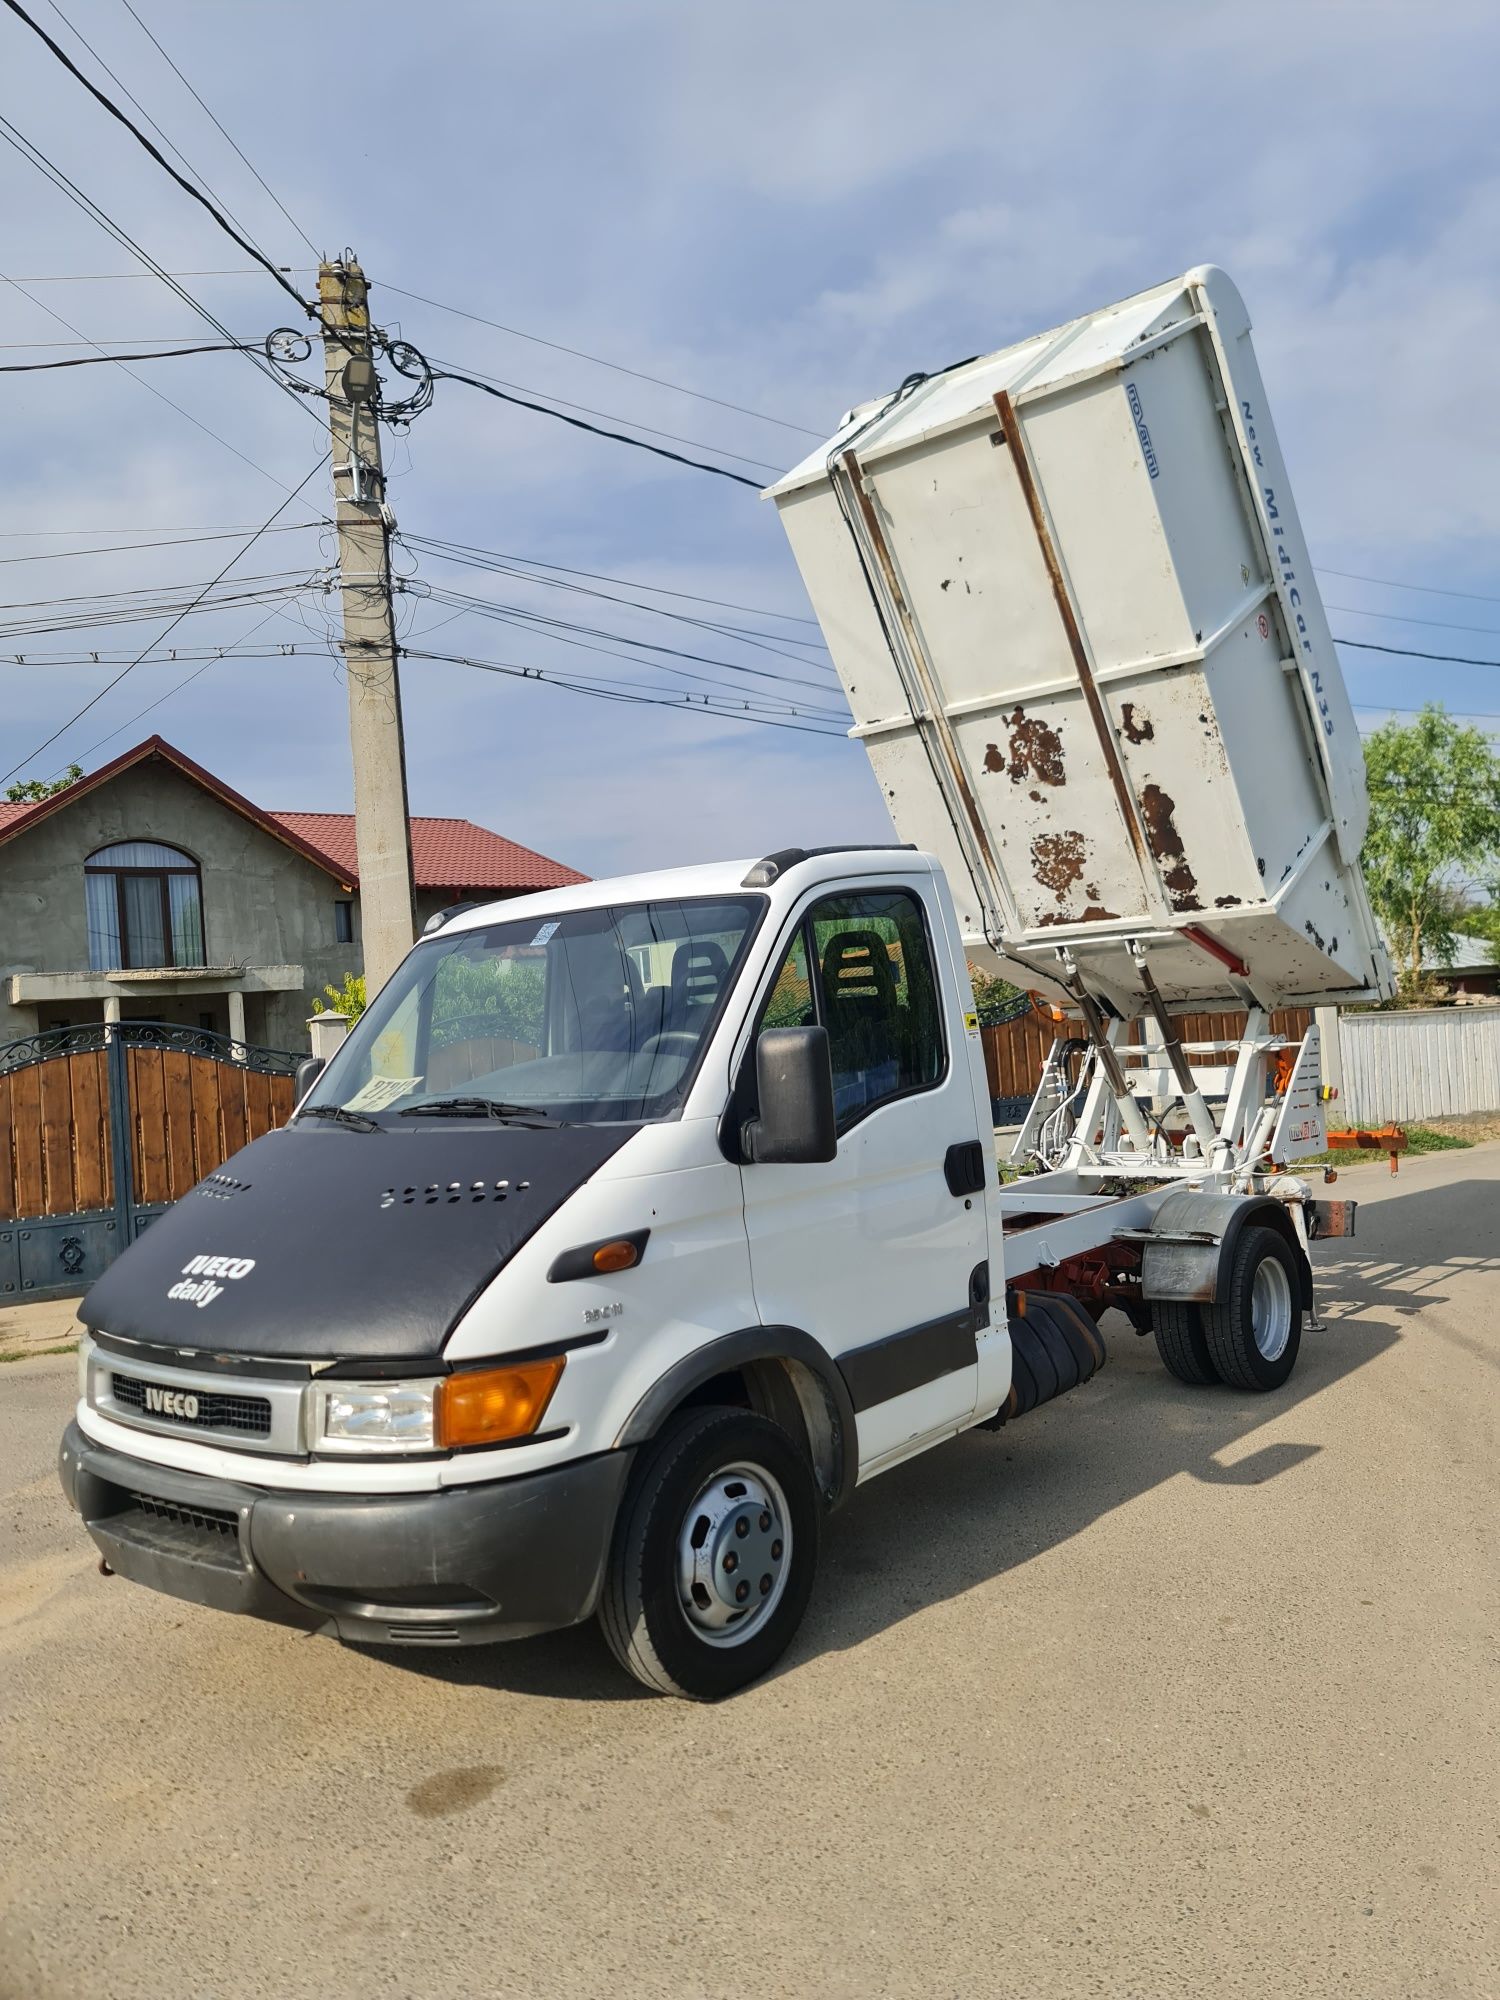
[[1360, 706, 1500, 1000], [966, 962, 1027, 1025], [5, 763, 82, 802], [322, 971, 367, 1022]]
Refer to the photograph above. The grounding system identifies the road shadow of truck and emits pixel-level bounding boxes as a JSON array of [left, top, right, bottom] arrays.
[[373, 1176, 1493, 1701]]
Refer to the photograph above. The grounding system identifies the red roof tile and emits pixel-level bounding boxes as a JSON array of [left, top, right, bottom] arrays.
[[0, 736, 586, 892], [270, 813, 587, 892]]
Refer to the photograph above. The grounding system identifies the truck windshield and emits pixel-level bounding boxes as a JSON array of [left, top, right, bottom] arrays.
[[301, 895, 762, 1126]]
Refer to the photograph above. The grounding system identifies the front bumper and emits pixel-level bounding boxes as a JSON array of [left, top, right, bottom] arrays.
[[58, 1421, 632, 1647]]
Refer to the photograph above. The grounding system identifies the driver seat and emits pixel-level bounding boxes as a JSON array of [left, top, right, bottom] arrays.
[[666, 940, 729, 1034]]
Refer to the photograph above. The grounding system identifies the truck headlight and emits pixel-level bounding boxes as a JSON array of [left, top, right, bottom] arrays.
[[313, 1378, 437, 1453], [310, 1358, 565, 1455]]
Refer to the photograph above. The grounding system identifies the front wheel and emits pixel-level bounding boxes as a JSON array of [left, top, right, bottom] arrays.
[[599, 1406, 820, 1699], [1201, 1225, 1303, 1391]]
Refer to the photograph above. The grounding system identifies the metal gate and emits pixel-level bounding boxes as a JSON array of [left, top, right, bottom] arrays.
[[0, 1021, 301, 1304]]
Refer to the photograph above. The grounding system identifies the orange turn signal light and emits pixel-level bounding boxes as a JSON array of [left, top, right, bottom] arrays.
[[591, 1239, 640, 1274], [436, 1356, 565, 1448]]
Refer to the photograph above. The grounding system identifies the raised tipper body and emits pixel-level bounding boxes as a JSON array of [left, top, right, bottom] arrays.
[[768, 265, 1390, 1014]]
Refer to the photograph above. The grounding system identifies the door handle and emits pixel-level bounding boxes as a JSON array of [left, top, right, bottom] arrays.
[[944, 1140, 987, 1197]]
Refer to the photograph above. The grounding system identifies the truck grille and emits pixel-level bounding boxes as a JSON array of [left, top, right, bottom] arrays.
[[110, 1371, 272, 1438], [129, 1490, 240, 1539]]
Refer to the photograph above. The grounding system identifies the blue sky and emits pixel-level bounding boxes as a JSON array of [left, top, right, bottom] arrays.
[[3, 0, 1498, 879]]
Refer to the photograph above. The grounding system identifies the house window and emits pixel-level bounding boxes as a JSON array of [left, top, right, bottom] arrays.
[[334, 899, 354, 944], [85, 842, 205, 971]]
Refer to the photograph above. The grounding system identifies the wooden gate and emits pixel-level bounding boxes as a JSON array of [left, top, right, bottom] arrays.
[[0, 1022, 299, 1304]]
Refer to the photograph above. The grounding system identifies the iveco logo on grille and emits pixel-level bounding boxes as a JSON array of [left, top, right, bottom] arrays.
[[144, 1385, 201, 1421]]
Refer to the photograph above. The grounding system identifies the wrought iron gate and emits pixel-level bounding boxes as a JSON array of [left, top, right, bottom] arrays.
[[0, 1021, 301, 1304]]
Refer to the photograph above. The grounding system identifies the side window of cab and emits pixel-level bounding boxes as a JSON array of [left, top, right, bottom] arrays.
[[755, 889, 945, 1130]]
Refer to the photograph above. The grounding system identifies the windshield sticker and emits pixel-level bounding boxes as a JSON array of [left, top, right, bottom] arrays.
[[529, 920, 561, 946], [345, 1074, 421, 1112]]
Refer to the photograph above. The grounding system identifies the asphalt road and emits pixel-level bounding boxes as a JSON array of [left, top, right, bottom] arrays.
[[2, 1145, 1496, 2000]]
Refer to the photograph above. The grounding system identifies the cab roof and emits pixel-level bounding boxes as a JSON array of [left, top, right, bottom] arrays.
[[437, 845, 936, 936]]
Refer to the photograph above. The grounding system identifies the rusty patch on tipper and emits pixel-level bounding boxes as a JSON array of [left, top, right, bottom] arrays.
[[1004, 706, 1066, 787], [1139, 783, 1202, 912], [1031, 830, 1085, 898], [1139, 784, 1184, 860], [1214, 895, 1242, 908], [1120, 703, 1154, 744], [1036, 905, 1118, 926], [983, 743, 1004, 773]]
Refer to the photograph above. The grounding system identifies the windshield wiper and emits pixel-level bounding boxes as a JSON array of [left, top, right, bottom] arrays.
[[398, 1096, 565, 1127], [297, 1103, 382, 1133]]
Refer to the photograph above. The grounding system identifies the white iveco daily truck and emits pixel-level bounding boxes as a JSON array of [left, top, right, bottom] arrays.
[[61, 267, 1391, 1697]]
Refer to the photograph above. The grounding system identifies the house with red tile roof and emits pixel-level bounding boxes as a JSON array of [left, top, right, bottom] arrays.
[[0, 736, 585, 1052]]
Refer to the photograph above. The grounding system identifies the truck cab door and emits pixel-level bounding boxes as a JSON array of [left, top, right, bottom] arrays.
[[734, 882, 990, 1478]]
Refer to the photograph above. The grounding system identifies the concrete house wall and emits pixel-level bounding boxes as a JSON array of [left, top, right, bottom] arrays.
[[0, 761, 361, 1051]]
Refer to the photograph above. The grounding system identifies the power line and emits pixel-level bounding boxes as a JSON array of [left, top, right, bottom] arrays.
[[2, 643, 327, 664], [115, 0, 321, 259], [0, 269, 323, 517], [1320, 566, 1500, 608], [399, 531, 822, 628], [38, 0, 283, 269], [418, 603, 850, 717], [423, 351, 783, 475], [0, 454, 328, 784], [1, 0, 314, 318], [0, 521, 308, 535], [1335, 637, 1500, 669], [0, 524, 319, 564], [0, 567, 322, 612], [0, 338, 262, 372], [1325, 601, 1500, 641], [0, 580, 326, 642], [1, 266, 304, 281], [381, 281, 821, 439], [0, 332, 262, 348], [401, 532, 834, 667], [52, 606, 336, 774], [0, 117, 324, 429], [405, 647, 850, 739], [414, 584, 846, 699], [425, 363, 764, 489]]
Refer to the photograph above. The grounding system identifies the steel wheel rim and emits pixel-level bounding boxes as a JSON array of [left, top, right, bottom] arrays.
[[676, 1461, 792, 1648], [1251, 1256, 1293, 1361]]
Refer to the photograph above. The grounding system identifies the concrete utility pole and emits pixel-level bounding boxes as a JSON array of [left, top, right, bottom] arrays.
[[319, 254, 416, 997]]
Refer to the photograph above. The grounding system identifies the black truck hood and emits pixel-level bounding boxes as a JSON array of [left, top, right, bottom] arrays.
[[80, 1121, 638, 1361]]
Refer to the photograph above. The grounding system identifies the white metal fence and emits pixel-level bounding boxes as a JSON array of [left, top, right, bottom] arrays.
[[1337, 1007, 1500, 1124]]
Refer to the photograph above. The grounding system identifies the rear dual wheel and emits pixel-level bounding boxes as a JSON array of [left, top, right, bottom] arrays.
[[1153, 1226, 1302, 1392]]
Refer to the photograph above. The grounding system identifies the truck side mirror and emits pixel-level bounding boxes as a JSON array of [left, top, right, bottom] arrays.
[[742, 1027, 837, 1165], [294, 1055, 325, 1103]]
